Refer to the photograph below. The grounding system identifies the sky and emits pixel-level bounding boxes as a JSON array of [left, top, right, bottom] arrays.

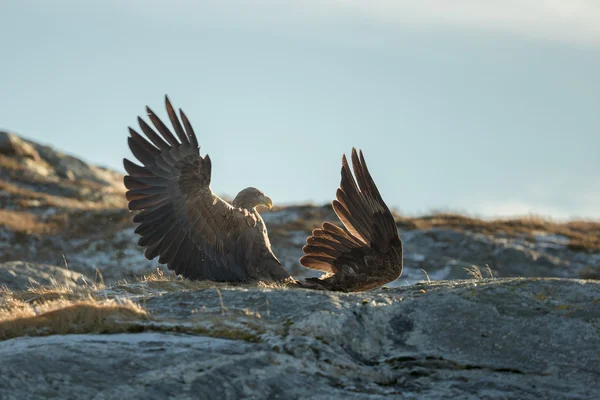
[[1, 1, 599, 220]]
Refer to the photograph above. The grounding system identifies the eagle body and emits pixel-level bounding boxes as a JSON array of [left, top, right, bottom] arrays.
[[124, 96, 403, 292]]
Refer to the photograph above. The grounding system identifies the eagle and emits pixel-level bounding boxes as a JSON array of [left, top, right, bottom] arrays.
[[123, 96, 403, 292]]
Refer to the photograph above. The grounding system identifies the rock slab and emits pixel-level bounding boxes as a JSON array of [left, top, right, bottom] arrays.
[[0, 278, 599, 399]]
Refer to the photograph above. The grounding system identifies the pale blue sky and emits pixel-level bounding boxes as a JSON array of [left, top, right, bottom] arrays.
[[1, 1, 599, 219]]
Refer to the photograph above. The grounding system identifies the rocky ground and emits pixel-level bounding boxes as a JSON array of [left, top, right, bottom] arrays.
[[1, 131, 600, 399], [1, 278, 599, 399]]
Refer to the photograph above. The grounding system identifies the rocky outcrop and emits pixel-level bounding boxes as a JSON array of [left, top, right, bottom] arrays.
[[0, 278, 599, 399], [0, 131, 125, 212]]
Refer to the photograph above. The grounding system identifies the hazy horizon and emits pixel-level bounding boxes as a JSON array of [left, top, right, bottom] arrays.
[[1, 1, 599, 220]]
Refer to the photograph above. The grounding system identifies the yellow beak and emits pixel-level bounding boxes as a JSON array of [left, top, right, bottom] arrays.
[[262, 195, 273, 209]]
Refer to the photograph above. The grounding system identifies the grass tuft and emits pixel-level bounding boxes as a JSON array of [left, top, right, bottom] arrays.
[[0, 297, 147, 340], [464, 265, 484, 280]]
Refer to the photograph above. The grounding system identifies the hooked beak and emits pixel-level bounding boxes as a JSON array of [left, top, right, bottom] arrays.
[[262, 195, 273, 209]]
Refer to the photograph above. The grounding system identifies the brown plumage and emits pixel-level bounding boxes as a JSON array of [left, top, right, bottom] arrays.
[[298, 149, 403, 291], [124, 96, 403, 291]]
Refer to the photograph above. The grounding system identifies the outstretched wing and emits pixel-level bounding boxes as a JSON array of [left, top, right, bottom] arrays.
[[124, 96, 279, 281], [300, 148, 403, 290]]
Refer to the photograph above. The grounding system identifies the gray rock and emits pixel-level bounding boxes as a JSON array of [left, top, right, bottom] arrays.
[[400, 228, 598, 284], [0, 278, 599, 399], [0, 261, 88, 290]]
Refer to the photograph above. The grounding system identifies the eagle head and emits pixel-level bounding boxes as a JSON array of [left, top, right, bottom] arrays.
[[232, 187, 273, 210]]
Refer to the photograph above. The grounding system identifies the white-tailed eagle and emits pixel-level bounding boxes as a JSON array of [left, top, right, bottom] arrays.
[[124, 96, 403, 292]]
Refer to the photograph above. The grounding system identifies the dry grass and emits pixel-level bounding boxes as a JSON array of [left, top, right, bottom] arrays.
[[0, 277, 268, 343], [463, 265, 495, 280], [1, 283, 105, 305], [137, 268, 172, 282], [0, 290, 147, 340], [0, 154, 29, 172], [0, 209, 58, 235], [0, 180, 86, 211], [0, 280, 146, 341], [0, 176, 126, 212], [131, 269, 288, 293], [464, 265, 484, 280], [133, 269, 232, 291], [0, 207, 132, 240]]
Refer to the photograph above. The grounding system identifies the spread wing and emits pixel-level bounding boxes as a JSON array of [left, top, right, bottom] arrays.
[[124, 96, 279, 281], [300, 148, 403, 290]]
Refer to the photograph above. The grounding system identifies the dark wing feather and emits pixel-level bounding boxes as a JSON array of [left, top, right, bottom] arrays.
[[124, 95, 286, 282], [300, 148, 403, 290]]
